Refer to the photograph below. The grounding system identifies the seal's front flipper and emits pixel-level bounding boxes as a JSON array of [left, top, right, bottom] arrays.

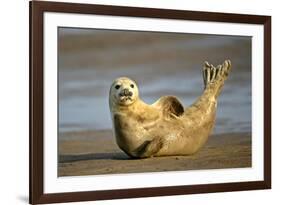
[[135, 138, 164, 158], [153, 96, 184, 118]]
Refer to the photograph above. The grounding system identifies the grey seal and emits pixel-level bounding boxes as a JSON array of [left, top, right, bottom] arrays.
[[109, 60, 231, 158]]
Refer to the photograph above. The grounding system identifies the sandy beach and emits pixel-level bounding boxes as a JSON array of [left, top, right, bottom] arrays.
[[58, 130, 251, 176]]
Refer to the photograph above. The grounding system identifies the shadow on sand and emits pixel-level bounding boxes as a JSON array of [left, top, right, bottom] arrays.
[[59, 152, 130, 163]]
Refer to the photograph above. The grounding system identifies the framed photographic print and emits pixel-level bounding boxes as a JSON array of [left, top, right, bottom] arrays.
[[29, 0, 271, 204]]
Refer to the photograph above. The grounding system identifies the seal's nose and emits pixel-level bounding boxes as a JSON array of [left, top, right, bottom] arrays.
[[120, 88, 133, 97]]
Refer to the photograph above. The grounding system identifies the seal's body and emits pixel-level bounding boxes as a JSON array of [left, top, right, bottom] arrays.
[[109, 60, 231, 158]]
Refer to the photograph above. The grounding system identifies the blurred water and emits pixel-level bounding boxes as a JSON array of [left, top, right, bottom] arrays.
[[58, 28, 251, 134]]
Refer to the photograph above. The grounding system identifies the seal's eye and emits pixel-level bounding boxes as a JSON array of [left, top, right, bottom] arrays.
[[130, 84, 134, 88], [115, 85, 120, 90]]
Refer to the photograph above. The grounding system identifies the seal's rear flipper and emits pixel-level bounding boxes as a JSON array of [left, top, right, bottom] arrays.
[[203, 60, 231, 97]]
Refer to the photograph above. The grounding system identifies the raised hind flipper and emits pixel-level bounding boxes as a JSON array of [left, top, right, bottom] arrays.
[[185, 60, 232, 116], [203, 60, 231, 98]]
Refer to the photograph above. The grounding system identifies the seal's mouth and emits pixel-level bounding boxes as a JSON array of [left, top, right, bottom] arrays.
[[119, 96, 132, 102]]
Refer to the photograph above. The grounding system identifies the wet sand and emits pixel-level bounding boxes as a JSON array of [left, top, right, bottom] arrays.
[[58, 130, 251, 176]]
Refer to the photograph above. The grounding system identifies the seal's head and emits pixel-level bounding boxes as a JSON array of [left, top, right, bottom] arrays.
[[109, 77, 139, 107]]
